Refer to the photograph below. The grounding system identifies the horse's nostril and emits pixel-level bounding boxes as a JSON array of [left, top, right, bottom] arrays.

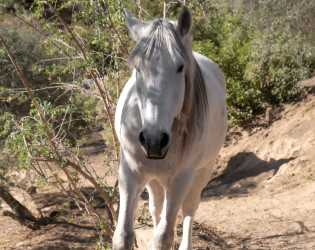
[[139, 131, 147, 148], [160, 132, 169, 150]]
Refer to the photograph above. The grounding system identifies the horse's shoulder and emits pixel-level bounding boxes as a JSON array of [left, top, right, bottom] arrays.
[[115, 69, 138, 141]]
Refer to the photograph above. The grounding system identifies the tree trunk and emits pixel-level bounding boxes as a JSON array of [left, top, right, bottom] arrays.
[[0, 186, 41, 230]]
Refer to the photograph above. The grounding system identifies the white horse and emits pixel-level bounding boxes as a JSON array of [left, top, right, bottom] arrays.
[[113, 6, 227, 250]]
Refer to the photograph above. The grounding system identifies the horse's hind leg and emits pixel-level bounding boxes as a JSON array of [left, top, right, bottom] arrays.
[[179, 167, 212, 250], [147, 179, 164, 228]]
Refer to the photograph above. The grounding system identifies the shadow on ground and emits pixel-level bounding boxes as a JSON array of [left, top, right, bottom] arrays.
[[175, 221, 242, 250], [202, 152, 295, 197], [26, 187, 112, 250]]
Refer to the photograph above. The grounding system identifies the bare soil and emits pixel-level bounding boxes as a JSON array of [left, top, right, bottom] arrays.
[[1, 89, 315, 249]]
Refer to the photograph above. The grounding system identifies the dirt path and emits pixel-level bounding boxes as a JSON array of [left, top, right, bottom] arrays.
[[196, 176, 315, 249]]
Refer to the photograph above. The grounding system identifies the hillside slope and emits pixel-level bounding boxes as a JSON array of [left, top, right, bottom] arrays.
[[197, 90, 315, 249]]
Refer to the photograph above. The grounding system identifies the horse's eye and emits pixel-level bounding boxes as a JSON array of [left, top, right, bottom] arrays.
[[177, 65, 184, 73], [136, 68, 140, 73]]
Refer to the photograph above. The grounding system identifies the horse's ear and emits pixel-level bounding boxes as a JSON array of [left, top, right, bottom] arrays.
[[176, 6, 192, 37], [125, 9, 146, 41]]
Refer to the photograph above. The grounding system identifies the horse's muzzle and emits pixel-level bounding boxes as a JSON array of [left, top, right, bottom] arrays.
[[138, 129, 170, 160], [144, 147, 169, 159]]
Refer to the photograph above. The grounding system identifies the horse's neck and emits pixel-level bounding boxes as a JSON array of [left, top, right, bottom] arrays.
[[170, 60, 197, 154], [179, 57, 208, 146]]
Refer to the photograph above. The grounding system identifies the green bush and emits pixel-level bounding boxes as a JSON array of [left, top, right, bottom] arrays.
[[0, 15, 100, 141], [191, 1, 315, 125], [0, 15, 70, 114]]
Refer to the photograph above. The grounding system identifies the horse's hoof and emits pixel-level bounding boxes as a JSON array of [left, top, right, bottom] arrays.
[[112, 231, 135, 250]]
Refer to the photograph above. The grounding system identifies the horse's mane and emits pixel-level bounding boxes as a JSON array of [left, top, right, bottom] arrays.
[[128, 18, 208, 154]]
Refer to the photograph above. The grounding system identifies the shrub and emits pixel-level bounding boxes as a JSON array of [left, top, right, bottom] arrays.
[[191, 1, 315, 125]]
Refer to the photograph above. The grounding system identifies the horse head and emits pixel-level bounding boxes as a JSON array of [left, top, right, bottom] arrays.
[[125, 7, 193, 159]]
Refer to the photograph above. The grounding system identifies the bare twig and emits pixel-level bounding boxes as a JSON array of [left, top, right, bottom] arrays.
[[6, 86, 61, 93], [137, 0, 143, 20], [45, 161, 69, 195], [53, 104, 70, 141], [164, 1, 167, 19]]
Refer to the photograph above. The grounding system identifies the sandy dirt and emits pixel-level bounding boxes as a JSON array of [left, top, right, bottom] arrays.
[[0, 88, 314, 249]]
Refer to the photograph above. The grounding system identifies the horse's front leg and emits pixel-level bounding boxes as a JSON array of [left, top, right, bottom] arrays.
[[179, 167, 213, 250], [147, 179, 164, 228], [153, 170, 194, 250], [113, 155, 146, 250]]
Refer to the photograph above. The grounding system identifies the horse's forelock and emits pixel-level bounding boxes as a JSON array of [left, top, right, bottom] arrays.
[[128, 19, 188, 69]]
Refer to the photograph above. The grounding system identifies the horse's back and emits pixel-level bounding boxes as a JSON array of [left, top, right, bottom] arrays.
[[193, 52, 227, 165], [193, 52, 226, 93]]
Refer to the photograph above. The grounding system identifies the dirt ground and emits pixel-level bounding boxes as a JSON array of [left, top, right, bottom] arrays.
[[0, 88, 314, 249]]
